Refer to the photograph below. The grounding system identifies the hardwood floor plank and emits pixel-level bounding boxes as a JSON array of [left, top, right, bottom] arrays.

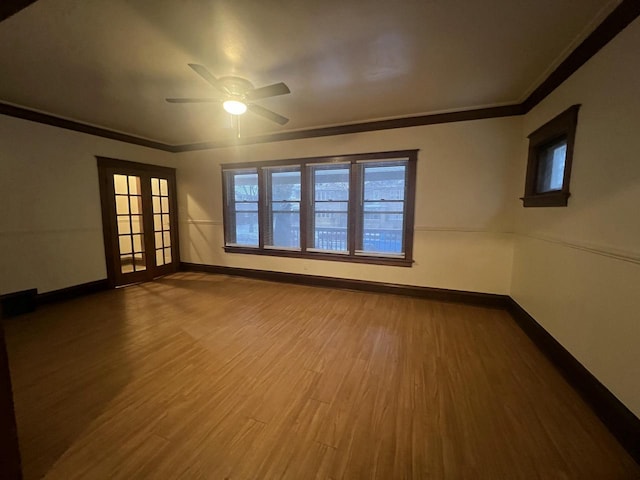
[[3, 272, 638, 479]]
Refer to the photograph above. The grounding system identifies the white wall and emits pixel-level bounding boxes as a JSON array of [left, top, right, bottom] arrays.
[[0, 115, 173, 294], [176, 116, 522, 294], [511, 18, 640, 416]]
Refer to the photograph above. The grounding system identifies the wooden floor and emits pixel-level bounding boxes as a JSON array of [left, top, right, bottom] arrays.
[[4, 272, 639, 479]]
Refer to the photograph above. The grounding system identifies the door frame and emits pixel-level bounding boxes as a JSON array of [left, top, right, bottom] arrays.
[[97, 157, 180, 287], [0, 320, 22, 479]]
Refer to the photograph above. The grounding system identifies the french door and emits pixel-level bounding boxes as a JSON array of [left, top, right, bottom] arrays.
[[97, 157, 179, 287]]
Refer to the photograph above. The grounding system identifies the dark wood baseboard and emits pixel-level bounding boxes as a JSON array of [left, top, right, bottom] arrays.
[[0, 289, 37, 318], [180, 262, 510, 309], [0, 321, 22, 479], [507, 298, 640, 465], [1, 280, 110, 319], [36, 279, 109, 306]]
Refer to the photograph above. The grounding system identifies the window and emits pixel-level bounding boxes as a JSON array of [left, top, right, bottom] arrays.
[[357, 162, 407, 256], [535, 139, 566, 193], [223, 169, 259, 246], [264, 166, 301, 249], [222, 150, 417, 266], [521, 104, 580, 207], [309, 164, 350, 253]]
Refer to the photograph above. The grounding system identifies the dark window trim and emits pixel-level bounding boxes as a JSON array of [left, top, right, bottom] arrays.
[[521, 105, 580, 207], [221, 150, 418, 267], [221, 150, 418, 169]]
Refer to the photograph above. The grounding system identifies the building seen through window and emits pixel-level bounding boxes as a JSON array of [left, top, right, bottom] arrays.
[[222, 150, 417, 266]]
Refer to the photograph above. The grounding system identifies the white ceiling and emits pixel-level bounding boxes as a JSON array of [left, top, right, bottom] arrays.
[[0, 0, 620, 145]]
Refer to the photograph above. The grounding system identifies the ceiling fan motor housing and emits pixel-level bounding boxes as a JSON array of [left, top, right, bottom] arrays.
[[218, 76, 254, 99], [167, 64, 290, 125]]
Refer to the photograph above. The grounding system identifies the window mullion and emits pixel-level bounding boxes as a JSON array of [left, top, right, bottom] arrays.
[[300, 165, 309, 252], [257, 168, 266, 249], [348, 162, 358, 256], [225, 172, 237, 245], [308, 166, 317, 251], [355, 163, 365, 253], [401, 166, 408, 254], [264, 170, 273, 247], [404, 154, 417, 261]]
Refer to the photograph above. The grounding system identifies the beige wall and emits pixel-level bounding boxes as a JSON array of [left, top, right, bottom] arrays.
[[0, 103, 522, 297], [511, 18, 640, 416], [176, 116, 522, 294], [0, 115, 173, 295]]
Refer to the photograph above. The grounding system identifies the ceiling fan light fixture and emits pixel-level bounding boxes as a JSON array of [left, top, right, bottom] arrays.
[[223, 99, 247, 115]]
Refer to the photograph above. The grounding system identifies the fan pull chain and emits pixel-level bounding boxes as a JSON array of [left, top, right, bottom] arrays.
[[233, 114, 241, 139]]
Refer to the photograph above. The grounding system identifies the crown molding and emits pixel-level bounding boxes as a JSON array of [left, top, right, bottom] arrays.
[[0, 102, 176, 152], [1, 0, 638, 152], [522, 0, 640, 112], [174, 104, 524, 152], [0, 0, 39, 22]]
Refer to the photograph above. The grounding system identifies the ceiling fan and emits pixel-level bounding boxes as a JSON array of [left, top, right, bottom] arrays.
[[166, 63, 290, 126]]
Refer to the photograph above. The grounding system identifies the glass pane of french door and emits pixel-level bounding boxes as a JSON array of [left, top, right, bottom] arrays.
[[151, 177, 172, 267], [113, 174, 147, 274]]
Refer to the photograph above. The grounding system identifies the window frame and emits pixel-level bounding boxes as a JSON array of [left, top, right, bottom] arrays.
[[307, 161, 352, 254], [263, 165, 302, 251], [221, 150, 417, 267], [521, 104, 580, 207], [222, 168, 260, 247]]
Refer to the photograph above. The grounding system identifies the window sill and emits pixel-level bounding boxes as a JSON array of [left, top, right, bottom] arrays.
[[520, 191, 570, 207], [224, 246, 413, 267]]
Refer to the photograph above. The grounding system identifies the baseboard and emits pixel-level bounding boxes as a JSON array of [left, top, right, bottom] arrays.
[[0, 289, 37, 318], [36, 279, 110, 306], [1, 280, 110, 319], [507, 298, 640, 465], [0, 321, 22, 479], [180, 262, 510, 309]]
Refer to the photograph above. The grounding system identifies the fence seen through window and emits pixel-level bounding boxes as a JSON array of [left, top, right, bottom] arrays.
[[222, 150, 416, 267]]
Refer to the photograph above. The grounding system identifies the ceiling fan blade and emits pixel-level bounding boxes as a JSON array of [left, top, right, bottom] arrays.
[[187, 63, 226, 92], [246, 82, 290, 101], [248, 104, 289, 125], [166, 98, 220, 103]]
